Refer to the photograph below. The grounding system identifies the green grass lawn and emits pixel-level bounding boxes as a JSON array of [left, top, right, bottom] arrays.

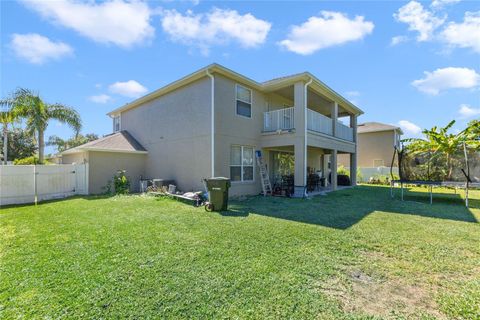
[[1, 185, 479, 319]]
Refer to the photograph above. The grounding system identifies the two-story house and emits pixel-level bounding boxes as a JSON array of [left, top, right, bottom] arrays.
[[338, 122, 403, 169], [60, 64, 363, 197]]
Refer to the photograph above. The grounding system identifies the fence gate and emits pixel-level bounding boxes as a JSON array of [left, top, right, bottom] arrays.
[[0, 164, 88, 206]]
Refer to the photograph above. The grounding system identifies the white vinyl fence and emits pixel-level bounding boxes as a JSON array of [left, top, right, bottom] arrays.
[[0, 164, 88, 206], [357, 166, 398, 182]]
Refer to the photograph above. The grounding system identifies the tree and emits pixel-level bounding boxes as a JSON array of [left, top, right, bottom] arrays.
[[464, 120, 480, 150], [47, 133, 99, 153], [403, 120, 479, 180], [0, 128, 37, 161], [12, 88, 82, 164], [0, 98, 19, 164]]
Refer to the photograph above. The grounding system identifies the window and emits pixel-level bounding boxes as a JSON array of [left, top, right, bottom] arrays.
[[373, 159, 384, 167], [113, 115, 121, 132], [236, 85, 252, 118], [230, 145, 254, 182]]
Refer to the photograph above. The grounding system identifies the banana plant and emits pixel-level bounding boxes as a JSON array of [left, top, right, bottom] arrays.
[[402, 120, 473, 180]]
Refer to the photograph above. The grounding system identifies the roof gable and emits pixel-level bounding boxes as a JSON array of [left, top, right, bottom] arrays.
[[107, 63, 364, 117], [61, 131, 147, 155], [358, 122, 403, 134]]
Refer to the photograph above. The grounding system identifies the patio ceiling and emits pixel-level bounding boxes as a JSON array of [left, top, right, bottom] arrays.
[[272, 85, 351, 117]]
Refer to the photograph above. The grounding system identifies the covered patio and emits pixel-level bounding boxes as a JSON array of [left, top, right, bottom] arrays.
[[262, 145, 355, 197]]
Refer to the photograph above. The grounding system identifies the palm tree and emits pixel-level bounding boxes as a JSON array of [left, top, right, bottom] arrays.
[[0, 98, 18, 164], [47, 133, 99, 153], [12, 88, 82, 164]]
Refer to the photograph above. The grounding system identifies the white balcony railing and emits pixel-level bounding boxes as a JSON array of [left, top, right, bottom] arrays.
[[307, 109, 333, 135], [263, 107, 294, 132], [263, 107, 355, 142], [336, 122, 354, 141]]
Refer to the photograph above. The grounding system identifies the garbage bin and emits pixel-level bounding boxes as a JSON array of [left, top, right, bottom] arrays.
[[204, 177, 231, 211]]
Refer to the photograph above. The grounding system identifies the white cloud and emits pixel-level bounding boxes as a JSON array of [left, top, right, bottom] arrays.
[[394, 1, 445, 41], [89, 94, 112, 104], [279, 11, 374, 55], [161, 8, 271, 54], [458, 104, 480, 118], [10, 33, 73, 64], [345, 91, 360, 97], [441, 11, 480, 53], [412, 67, 480, 95], [398, 120, 422, 136], [21, 0, 154, 48], [109, 80, 148, 98], [390, 35, 409, 46], [431, 0, 461, 9]]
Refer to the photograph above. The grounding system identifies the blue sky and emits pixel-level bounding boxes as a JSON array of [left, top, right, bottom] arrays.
[[1, 0, 479, 154]]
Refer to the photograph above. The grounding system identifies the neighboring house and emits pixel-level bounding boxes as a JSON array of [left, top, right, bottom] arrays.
[[61, 64, 363, 197], [338, 122, 403, 169]]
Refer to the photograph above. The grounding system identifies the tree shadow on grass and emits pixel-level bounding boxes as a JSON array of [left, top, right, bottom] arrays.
[[227, 185, 478, 229]]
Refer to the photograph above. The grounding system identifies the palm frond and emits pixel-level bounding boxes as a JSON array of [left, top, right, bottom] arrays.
[[47, 103, 82, 134]]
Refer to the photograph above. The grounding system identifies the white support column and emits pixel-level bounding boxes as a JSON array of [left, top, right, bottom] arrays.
[[350, 114, 358, 186], [323, 154, 330, 187], [293, 81, 306, 197], [350, 153, 357, 186], [350, 114, 357, 142], [331, 149, 338, 190], [331, 102, 338, 137]]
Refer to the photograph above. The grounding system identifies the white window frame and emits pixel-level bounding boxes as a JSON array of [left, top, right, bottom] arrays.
[[230, 145, 255, 183], [113, 115, 121, 132], [235, 84, 252, 118]]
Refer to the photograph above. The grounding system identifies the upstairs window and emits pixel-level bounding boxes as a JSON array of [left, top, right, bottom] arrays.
[[236, 85, 252, 118], [113, 115, 121, 132]]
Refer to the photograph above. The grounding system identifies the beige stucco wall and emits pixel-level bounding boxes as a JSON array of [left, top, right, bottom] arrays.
[[337, 154, 350, 167], [62, 152, 87, 165], [120, 77, 211, 192], [87, 151, 146, 194], [352, 130, 396, 167], [62, 151, 145, 194], [307, 147, 324, 172], [213, 74, 267, 196]]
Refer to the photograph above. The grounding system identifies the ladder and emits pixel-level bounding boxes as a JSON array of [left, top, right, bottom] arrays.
[[255, 150, 272, 196]]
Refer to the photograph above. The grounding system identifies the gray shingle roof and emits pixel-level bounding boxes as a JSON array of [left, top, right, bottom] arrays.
[[358, 122, 403, 134], [61, 131, 146, 154]]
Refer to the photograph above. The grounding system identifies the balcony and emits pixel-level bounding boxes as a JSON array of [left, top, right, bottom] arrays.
[[335, 121, 354, 141], [307, 109, 332, 135], [263, 107, 294, 132], [263, 108, 354, 142]]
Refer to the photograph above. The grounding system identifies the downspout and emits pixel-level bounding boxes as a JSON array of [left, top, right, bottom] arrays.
[[206, 69, 215, 177], [304, 78, 313, 196]]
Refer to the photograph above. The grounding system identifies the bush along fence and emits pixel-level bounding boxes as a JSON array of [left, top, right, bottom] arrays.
[[0, 164, 88, 206], [340, 166, 399, 184]]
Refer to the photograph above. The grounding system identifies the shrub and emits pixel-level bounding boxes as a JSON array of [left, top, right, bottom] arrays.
[[367, 174, 397, 185], [13, 156, 53, 165], [337, 165, 349, 176], [113, 170, 130, 194], [357, 167, 363, 182], [14, 156, 39, 165], [337, 174, 351, 186]]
